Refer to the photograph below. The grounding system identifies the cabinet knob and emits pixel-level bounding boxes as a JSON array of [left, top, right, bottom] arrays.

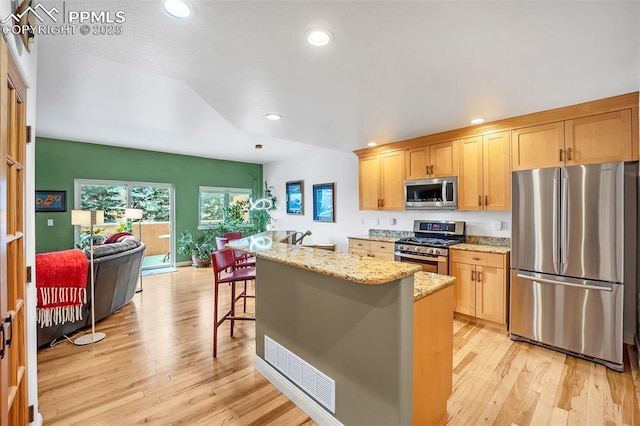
[[485, 195, 488, 207], [477, 271, 482, 282], [567, 147, 573, 161], [471, 270, 475, 282], [478, 196, 482, 207], [559, 149, 564, 162], [472, 257, 481, 261]]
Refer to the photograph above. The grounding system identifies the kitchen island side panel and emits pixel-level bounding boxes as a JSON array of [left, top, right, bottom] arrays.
[[255, 258, 414, 426]]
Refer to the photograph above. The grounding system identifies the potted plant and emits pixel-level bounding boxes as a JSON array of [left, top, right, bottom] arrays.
[[177, 229, 215, 267]]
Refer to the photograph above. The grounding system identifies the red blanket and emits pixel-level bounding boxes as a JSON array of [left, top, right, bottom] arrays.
[[35, 249, 89, 327]]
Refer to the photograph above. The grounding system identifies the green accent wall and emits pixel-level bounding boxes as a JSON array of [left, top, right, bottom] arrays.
[[35, 137, 263, 257]]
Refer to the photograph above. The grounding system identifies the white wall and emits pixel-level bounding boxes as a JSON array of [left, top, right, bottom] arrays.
[[263, 146, 511, 252], [0, 7, 39, 423]]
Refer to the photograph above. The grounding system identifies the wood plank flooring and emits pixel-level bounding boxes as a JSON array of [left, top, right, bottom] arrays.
[[37, 267, 640, 425]]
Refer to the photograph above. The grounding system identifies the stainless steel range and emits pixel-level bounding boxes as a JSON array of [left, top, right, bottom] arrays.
[[394, 220, 465, 275]]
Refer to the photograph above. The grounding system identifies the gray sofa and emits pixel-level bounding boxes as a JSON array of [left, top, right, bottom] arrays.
[[37, 237, 146, 348]]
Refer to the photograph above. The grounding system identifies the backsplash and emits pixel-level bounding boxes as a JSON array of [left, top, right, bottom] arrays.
[[370, 229, 510, 248], [368, 229, 414, 238], [465, 235, 511, 247]]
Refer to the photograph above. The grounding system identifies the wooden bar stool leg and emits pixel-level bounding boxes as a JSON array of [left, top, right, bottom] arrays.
[[243, 280, 248, 313], [213, 281, 219, 357]]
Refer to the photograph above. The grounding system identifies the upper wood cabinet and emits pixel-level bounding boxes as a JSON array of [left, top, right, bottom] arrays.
[[405, 141, 458, 180], [565, 110, 632, 166], [359, 150, 405, 210], [458, 131, 510, 211], [512, 109, 633, 171]]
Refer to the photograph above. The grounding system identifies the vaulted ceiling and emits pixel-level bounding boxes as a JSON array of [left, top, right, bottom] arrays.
[[36, 1, 640, 164]]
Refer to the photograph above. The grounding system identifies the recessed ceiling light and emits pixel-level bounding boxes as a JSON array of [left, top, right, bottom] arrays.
[[367, 141, 378, 147], [163, 0, 191, 18], [265, 113, 282, 121], [305, 28, 333, 47], [470, 118, 485, 125]]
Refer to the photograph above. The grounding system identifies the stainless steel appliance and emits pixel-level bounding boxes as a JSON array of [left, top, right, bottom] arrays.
[[394, 220, 465, 274], [405, 177, 457, 210], [510, 162, 637, 372]]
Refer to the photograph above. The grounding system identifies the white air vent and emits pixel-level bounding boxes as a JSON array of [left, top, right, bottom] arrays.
[[265, 335, 336, 413]]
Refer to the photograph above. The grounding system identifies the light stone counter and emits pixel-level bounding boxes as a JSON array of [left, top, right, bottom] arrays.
[[413, 272, 456, 301], [451, 243, 511, 254], [228, 231, 421, 285], [348, 235, 400, 243]]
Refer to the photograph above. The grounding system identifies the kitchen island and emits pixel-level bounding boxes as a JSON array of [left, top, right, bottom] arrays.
[[227, 232, 455, 426]]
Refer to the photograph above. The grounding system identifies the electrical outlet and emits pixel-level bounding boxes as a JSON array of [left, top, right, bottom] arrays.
[[360, 217, 365, 225], [376, 218, 380, 226], [493, 220, 502, 230], [389, 218, 396, 226], [47, 219, 54, 227]]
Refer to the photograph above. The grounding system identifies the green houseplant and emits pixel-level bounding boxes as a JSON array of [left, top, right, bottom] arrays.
[[177, 229, 215, 267]]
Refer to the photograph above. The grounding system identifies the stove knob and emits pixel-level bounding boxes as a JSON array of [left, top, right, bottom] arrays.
[[427, 248, 435, 255]]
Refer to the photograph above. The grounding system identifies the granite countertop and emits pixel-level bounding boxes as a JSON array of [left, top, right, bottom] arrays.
[[413, 272, 456, 301], [348, 235, 399, 243], [450, 243, 511, 254], [228, 232, 421, 285]]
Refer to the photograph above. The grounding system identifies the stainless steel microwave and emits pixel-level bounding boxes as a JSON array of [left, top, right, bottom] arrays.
[[405, 177, 457, 210]]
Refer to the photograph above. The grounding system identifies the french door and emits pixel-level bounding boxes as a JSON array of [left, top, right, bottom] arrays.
[[1, 38, 29, 424], [75, 180, 174, 270]]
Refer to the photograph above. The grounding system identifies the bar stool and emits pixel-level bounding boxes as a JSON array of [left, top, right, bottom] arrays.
[[223, 232, 256, 268], [211, 248, 256, 357]]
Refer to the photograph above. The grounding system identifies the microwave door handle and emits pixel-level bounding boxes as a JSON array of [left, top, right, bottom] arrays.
[[442, 180, 447, 201]]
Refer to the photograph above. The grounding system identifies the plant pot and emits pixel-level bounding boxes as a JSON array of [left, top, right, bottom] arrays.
[[192, 255, 211, 268]]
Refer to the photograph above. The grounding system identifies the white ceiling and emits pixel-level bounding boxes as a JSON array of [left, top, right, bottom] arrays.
[[35, 1, 640, 164]]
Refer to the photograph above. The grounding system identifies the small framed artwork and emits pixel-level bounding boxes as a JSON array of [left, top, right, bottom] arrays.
[[313, 182, 335, 223], [35, 190, 67, 212], [286, 180, 304, 215]]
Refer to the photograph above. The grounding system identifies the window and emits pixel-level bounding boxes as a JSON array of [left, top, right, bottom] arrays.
[[199, 186, 252, 227]]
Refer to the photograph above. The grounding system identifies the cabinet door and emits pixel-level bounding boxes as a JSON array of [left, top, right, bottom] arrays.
[[405, 146, 429, 180], [380, 151, 405, 210], [512, 122, 564, 171], [565, 110, 632, 166], [457, 136, 483, 211], [483, 131, 510, 211], [475, 266, 506, 324], [359, 155, 380, 210], [430, 141, 458, 177], [451, 262, 475, 316]]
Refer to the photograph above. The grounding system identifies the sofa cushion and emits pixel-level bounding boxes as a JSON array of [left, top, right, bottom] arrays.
[[91, 239, 141, 259]]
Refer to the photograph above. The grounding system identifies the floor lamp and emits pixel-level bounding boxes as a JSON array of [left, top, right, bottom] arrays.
[[71, 209, 106, 346], [125, 208, 144, 293]]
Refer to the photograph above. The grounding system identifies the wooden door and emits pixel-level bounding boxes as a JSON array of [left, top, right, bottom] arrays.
[[358, 155, 380, 210], [451, 262, 475, 316], [511, 122, 564, 171], [483, 131, 510, 211], [379, 150, 405, 210], [1, 38, 28, 425], [565, 110, 633, 166], [405, 146, 429, 180], [430, 141, 458, 178], [457, 136, 483, 211], [475, 266, 506, 325]]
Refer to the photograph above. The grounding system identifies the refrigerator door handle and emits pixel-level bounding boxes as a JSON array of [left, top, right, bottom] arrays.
[[561, 177, 569, 265], [516, 273, 613, 292], [552, 177, 559, 266]]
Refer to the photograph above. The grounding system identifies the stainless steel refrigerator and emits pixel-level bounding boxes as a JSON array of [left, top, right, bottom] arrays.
[[510, 162, 637, 371]]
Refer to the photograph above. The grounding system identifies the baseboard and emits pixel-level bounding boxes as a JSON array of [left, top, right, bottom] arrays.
[[253, 357, 343, 426], [175, 261, 193, 267]]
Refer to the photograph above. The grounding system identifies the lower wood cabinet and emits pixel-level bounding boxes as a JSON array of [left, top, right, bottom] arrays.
[[348, 238, 395, 260], [450, 249, 509, 327]]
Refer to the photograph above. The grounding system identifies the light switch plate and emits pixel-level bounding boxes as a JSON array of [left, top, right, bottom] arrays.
[[493, 220, 502, 230], [47, 219, 54, 227]]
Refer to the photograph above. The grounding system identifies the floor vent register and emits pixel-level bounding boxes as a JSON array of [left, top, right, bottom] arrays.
[[264, 335, 336, 413]]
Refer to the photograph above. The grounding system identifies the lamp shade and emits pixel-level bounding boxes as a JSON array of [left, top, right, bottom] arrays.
[[124, 208, 143, 220], [71, 210, 105, 226]]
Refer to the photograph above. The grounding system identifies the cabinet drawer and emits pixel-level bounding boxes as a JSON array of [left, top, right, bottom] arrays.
[[370, 251, 394, 260], [349, 248, 369, 257], [369, 241, 394, 253], [349, 239, 371, 250], [450, 250, 504, 268]]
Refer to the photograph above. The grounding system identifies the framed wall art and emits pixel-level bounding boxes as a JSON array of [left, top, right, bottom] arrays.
[[312, 182, 335, 222], [35, 190, 67, 212], [285, 180, 304, 215]]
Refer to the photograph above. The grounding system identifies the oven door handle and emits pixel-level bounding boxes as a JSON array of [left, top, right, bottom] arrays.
[[394, 251, 447, 262]]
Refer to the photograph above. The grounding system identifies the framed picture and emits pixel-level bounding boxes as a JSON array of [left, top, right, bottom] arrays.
[[35, 190, 67, 212], [313, 183, 335, 222], [285, 180, 304, 215]]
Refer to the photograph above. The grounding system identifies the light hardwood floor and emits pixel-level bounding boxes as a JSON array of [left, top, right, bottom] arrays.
[[37, 267, 640, 425]]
